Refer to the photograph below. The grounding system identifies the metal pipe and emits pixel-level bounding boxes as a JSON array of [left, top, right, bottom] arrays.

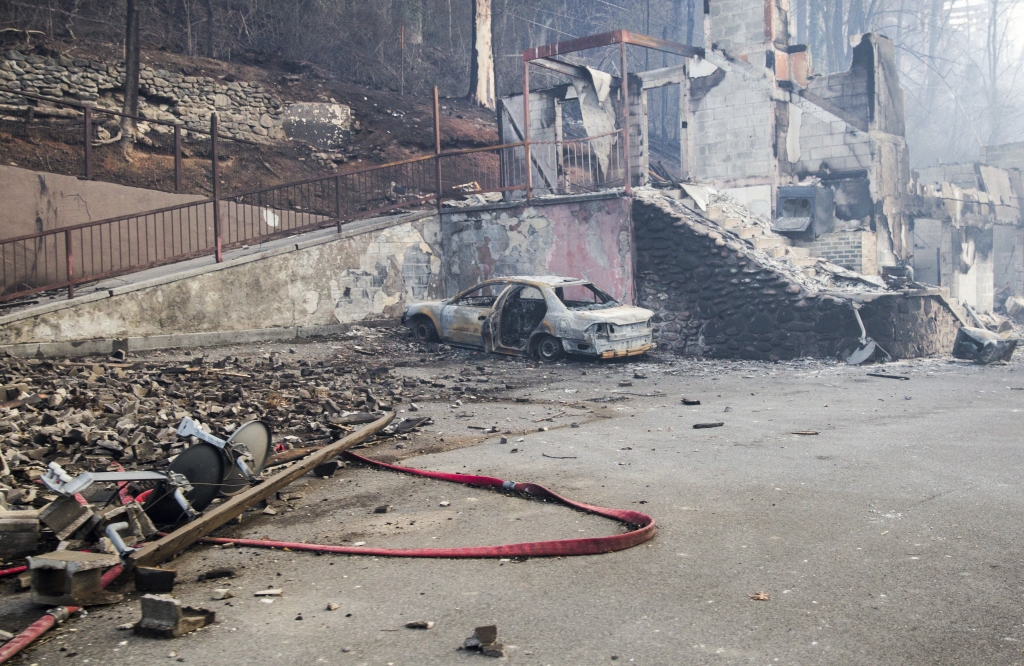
[[104, 521, 132, 559], [433, 87, 443, 213], [174, 125, 182, 192], [620, 42, 632, 196], [82, 106, 92, 181], [211, 113, 222, 263], [523, 61, 532, 200], [65, 229, 73, 300]]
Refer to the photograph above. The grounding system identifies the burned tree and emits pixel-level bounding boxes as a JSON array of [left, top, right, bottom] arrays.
[[120, 0, 141, 152], [469, 0, 495, 109]]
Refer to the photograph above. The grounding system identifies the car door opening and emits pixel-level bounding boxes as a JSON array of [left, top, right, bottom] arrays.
[[500, 285, 548, 348]]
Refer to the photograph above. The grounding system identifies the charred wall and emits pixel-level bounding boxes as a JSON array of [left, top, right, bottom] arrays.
[[632, 196, 961, 360]]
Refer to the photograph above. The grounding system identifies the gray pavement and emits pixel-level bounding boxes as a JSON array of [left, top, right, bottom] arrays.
[[8, 346, 1024, 665]]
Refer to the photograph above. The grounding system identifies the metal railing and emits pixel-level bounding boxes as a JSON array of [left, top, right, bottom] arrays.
[[0, 87, 263, 195], [0, 87, 630, 304]]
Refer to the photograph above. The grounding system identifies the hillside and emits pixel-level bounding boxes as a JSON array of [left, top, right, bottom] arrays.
[[0, 35, 499, 196]]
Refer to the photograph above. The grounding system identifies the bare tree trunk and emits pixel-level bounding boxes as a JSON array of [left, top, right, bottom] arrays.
[[830, 0, 845, 71], [204, 0, 214, 58], [121, 0, 141, 154], [469, 0, 495, 110]]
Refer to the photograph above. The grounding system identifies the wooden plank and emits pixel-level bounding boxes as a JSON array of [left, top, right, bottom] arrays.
[[129, 412, 395, 568]]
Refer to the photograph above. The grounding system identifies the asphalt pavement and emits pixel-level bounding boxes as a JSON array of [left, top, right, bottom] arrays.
[[13, 348, 1024, 665]]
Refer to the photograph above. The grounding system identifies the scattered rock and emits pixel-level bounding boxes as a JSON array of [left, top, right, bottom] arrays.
[[197, 568, 235, 581], [253, 588, 282, 597], [373, 505, 393, 514], [326, 602, 339, 611], [405, 620, 434, 629], [212, 588, 233, 600]]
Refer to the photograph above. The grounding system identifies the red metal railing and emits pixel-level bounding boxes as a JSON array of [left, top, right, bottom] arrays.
[[0, 87, 263, 195], [0, 88, 630, 304]]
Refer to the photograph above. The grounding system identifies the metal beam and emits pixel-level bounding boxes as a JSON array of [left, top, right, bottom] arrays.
[[523, 30, 703, 62], [532, 57, 590, 80]]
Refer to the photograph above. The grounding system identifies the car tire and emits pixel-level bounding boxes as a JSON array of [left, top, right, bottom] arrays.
[[411, 317, 439, 343], [535, 335, 564, 363]]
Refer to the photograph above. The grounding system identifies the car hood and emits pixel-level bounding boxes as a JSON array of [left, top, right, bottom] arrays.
[[566, 305, 654, 326]]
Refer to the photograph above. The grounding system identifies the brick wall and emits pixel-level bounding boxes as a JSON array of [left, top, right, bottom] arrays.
[[796, 231, 877, 274], [632, 195, 960, 359]]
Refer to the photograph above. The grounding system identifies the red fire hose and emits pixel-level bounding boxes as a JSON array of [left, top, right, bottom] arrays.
[[0, 453, 654, 663], [0, 565, 123, 664], [194, 451, 656, 557], [0, 566, 26, 578]]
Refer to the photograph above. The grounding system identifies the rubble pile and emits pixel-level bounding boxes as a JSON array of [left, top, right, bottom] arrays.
[[0, 328, 525, 562]]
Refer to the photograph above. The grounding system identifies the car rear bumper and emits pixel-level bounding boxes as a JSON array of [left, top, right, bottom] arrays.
[[562, 333, 653, 358]]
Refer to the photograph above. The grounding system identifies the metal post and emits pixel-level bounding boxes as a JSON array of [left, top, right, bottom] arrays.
[[620, 41, 632, 196], [523, 61, 532, 200], [433, 87, 443, 214], [936, 247, 941, 287], [173, 125, 182, 193], [83, 106, 92, 180], [211, 113, 222, 263], [401, 26, 405, 97], [65, 229, 74, 300], [335, 174, 342, 233]]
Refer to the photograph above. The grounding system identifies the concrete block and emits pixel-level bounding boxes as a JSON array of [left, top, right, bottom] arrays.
[[39, 496, 95, 541], [134, 567, 177, 593], [134, 594, 215, 638], [0, 510, 39, 560], [29, 551, 122, 606]]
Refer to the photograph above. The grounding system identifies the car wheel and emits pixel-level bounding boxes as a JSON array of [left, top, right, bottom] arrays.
[[411, 317, 438, 343], [535, 335, 564, 363]]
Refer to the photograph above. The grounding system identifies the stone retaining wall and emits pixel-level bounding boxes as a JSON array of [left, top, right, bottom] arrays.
[[0, 49, 284, 142]]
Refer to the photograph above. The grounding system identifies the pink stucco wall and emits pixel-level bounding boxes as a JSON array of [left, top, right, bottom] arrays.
[[441, 194, 635, 303]]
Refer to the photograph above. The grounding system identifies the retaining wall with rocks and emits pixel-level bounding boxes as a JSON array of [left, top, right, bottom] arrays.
[[633, 196, 962, 360], [0, 49, 285, 142]]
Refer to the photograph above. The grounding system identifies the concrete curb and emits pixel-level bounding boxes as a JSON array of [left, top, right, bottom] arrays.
[[0, 319, 400, 358]]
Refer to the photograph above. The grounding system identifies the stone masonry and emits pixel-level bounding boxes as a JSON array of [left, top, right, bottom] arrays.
[[632, 195, 961, 360], [0, 50, 284, 142]]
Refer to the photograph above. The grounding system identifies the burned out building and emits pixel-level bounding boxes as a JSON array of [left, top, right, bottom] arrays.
[[494, 0, 1024, 320]]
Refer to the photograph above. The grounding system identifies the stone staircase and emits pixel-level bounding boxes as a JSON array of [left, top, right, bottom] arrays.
[[707, 210, 819, 269]]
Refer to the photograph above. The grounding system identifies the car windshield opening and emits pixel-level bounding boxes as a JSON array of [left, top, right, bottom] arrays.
[[555, 283, 620, 311], [452, 283, 506, 308]]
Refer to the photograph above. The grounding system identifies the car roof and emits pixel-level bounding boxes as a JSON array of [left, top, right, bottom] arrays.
[[482, 275, 588, 287]]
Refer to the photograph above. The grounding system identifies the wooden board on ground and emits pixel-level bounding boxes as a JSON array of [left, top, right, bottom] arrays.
[[129, 412, 394, 568]]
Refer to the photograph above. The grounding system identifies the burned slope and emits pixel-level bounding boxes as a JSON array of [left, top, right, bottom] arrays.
[[632, 194, 961, 360]]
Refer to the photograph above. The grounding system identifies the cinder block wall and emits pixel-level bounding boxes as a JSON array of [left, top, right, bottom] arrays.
[[795, 231, 877, 274], [632, 196, 961, 359], [690, 65, 774, 183], [707, 0, 764, 50], [804, 68, 871, 125], [791, 101, 872, 174]]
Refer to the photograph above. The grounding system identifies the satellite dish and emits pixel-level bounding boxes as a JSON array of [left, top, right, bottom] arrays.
[[219, 420, 272, 496], [144, 443, 225, 525]]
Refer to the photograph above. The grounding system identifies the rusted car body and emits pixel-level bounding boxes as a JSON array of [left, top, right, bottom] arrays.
[[402, 276, 654, 361]]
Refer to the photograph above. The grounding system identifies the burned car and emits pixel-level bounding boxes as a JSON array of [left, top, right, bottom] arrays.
[[402, 276, 654, 361]]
